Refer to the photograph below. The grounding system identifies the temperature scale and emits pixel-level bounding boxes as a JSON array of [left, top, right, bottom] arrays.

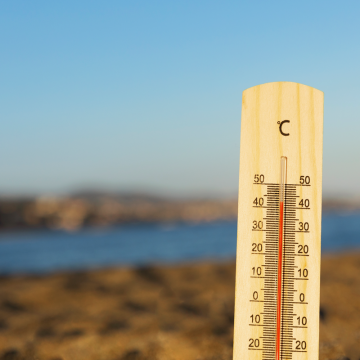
[[233, 82, 324, 360]]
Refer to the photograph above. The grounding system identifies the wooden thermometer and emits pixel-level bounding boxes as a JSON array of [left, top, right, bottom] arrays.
[[233, 82, 324, 360]]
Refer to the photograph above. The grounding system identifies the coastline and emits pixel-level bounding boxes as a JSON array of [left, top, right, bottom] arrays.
[[1, 194, 360, 233]]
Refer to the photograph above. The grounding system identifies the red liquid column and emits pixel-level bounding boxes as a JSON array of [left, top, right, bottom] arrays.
[[276, 156, 287, 360]]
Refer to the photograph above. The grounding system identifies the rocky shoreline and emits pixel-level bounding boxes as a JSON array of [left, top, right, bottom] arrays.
[[0, 193, 359, 233], [0, 253, 359, 360], [0, 194, 237, 232]]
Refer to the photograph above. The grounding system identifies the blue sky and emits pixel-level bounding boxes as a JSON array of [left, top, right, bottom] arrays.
[[0, 1, 359, 198]]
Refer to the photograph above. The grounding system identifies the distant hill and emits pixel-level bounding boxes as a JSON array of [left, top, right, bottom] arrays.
[[70, 190, 169, 203], [0, 192, 359, 232]]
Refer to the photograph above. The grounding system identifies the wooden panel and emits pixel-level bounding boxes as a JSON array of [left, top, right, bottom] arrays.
[[233, 82, 324, 360]]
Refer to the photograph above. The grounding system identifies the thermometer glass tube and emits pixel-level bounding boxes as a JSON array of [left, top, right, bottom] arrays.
[[277, 156, 287, 360]]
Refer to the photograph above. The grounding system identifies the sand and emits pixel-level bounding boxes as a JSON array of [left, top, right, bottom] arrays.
[[0, 253, 359, 360]]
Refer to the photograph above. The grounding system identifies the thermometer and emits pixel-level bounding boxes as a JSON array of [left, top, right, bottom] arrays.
[[233, 82, 324, 360]]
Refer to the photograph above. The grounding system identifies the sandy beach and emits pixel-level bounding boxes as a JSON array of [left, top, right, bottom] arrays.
[[0, 253, 359, 360]]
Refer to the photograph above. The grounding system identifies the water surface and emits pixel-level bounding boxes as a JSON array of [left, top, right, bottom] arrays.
[[0, 212, 359, 273]]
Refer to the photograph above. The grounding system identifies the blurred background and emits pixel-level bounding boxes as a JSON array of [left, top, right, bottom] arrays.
[[0, 1, 359, 360]]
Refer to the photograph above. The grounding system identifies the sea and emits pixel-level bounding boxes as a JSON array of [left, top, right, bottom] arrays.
[[0, 212, 359, 274]]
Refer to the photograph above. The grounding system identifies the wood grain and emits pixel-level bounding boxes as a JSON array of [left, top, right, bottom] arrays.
[[233, 82, 324, 360]]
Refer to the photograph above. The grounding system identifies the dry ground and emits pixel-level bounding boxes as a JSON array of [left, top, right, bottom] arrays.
[[0, 253, 359, 360]]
